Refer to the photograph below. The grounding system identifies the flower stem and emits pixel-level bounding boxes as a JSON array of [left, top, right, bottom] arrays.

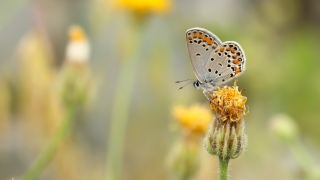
[[21, 104, 76, 180], [105, 22, 144, 180], [219, 157, 230, 180], [288, 140, 315, 180]]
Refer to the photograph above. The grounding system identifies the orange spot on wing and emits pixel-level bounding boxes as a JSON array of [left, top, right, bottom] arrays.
[[233, 59, 240, 64], [207, 39, 213, 45], [231, 49, 236, 53], [220, 47, 225, 52], [188, 36, 192, 40], [235, 68, 241, 74], [226, 47, 231, 51], [233, 54, 238, 59], [203, 36, 208, 42], [193, 33, 198, 38], [198, 33, 203, 39]]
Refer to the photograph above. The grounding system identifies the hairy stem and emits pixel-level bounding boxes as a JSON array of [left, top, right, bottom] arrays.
[[219, 157, 230, 180]]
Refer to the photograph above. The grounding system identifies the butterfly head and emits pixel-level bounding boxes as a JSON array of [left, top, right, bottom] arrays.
[[193, 80, 201, 89]]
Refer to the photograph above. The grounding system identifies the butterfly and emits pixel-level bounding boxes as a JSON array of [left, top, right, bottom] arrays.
[[185, 27, 246, 97]]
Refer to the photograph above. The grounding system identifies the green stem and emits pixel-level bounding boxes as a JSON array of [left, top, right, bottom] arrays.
[[288, 140, 315, 180], [105, 22, 145, 180], [21, 104, 76, 180], [219, 157, 230, 180]]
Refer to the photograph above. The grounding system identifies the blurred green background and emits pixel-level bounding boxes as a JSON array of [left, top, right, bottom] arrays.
[[0, 0, 320, 179]]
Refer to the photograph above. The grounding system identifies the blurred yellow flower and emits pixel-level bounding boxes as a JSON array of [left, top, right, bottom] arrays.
[[117, 0, 171, 14], [172, 104, 212, 134]]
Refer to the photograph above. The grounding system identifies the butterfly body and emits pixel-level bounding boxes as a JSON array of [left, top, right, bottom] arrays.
[[186, 27, 246, 97]]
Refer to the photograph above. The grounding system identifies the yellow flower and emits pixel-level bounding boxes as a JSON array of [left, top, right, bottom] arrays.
[[117, 0, 171, 14], [170, 104, 210, 179], [172, 104, 212, 135], [204, 82, 248, 159], [209, 82, 248, 123]]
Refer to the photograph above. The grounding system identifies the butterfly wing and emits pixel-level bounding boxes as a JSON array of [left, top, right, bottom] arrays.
[[186, 27, 222, 83], [204, 41, 246, 84]]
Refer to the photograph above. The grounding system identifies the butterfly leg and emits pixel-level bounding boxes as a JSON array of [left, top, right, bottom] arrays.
[[203, 89, 212, 100]]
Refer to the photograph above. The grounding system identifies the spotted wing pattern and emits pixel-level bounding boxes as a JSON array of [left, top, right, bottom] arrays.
[[204, 41, 246, 85], [186, 27, 222, 83]]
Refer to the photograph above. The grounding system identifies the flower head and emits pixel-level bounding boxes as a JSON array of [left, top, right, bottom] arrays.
[[204, 82, 248, 159], [172, 104, 212, 135], [209, 83, 248, 123], [169, 104, 211, 179], [116, 0, 171, 15]]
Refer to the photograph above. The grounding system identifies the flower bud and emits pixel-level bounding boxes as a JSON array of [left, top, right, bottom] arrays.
[[168, 139, 201, 179], [58, 25, 94, 107], [269, 114, 299, 144]]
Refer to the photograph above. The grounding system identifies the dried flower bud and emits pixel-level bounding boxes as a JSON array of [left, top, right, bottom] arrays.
[[204, 83, 248, 159]]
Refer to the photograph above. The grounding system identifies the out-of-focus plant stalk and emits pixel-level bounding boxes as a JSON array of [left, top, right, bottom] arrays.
[[270, 114, 316, 180], [21, 25, 92, 180], [106, 22, 145, 180], [21, 103, 76, 180], [288, 141, 315, 180]]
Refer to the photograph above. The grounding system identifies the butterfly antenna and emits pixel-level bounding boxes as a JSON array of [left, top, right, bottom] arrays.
[[175, 79, 193, 83], [178, 81, 194, 90]]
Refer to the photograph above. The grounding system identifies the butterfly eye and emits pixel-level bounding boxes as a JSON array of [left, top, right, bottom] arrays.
[[193, 81, 200, 88]]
